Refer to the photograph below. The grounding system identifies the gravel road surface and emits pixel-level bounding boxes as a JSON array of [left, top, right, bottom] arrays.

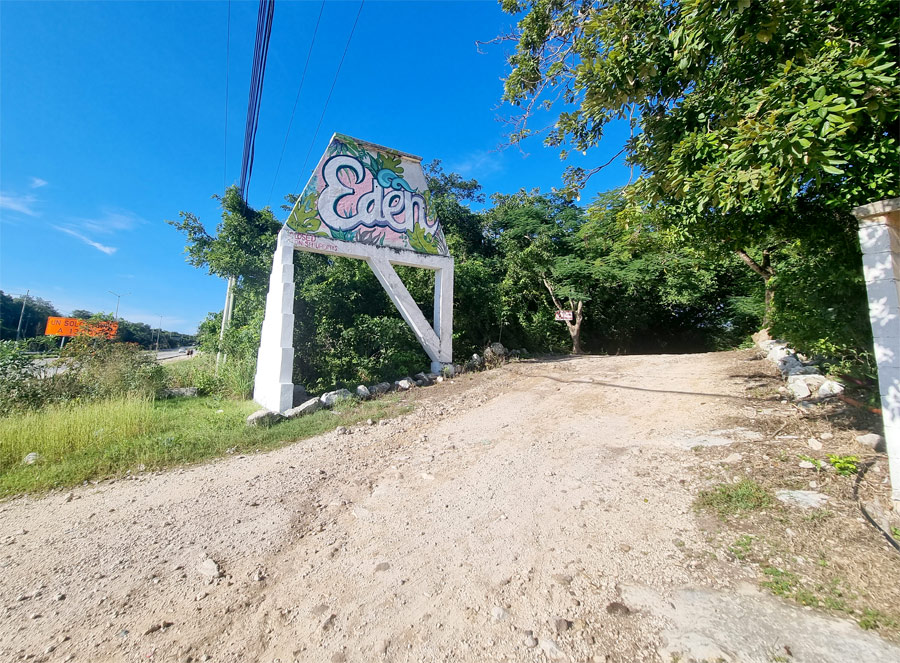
[[2, 352, 898, 662]]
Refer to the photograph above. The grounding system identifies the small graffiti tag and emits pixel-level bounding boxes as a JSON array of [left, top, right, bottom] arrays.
[[285, 230, 338, 253], [285, 134, 448, 255]]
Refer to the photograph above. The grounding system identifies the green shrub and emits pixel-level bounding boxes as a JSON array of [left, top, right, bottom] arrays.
[[61, 337, 167, 400], [0, 340, 42, 414], [768, 212, 874, 380], [165, 353, 255, 399], [826, 454, 859, 476], [310, 315, 423, 391], [165, 354, 222, 395], [218, 355, 256, 399]]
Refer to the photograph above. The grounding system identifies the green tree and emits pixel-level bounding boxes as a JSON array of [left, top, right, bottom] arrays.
[[486, 191, 591, 353], [581, 190, 763, 352], [167, 186, 281, 297], [498, 0, 891, 360], [0, 292, 59, 341], [500, 0, 898, 210], [167, 186, 280, 361]]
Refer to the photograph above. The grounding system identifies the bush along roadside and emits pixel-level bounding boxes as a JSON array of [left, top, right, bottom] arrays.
[[246, 342, 521, 425], [0, 337, 167, 416]]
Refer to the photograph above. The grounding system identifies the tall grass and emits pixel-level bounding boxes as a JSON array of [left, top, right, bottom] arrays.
[[0, 395, 407, 497], [165, 353, 256, 399], [218, 355, 256, 399], [0, 398, 157, 494]]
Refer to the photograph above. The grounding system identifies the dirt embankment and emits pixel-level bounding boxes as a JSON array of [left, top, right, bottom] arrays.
[[2, 351, 898, 663]]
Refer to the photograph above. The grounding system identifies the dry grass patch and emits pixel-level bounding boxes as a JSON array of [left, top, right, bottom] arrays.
[[691, 357, 900, 641]]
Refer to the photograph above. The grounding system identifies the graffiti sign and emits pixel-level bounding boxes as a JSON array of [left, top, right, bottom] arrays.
[[285, 134, 448, 256], [255, 134, 455, 413]]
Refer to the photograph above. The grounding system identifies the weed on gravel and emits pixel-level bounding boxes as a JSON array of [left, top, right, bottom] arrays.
[[0, 395, 408, 497], [696, 479, 773, 517]]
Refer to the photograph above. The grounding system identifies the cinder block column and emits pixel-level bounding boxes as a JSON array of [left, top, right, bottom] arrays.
[[853, 198, 900, 503], [253, 228, 295, 413]]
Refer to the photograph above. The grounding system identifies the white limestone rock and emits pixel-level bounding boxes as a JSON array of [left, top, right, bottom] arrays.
[[787, 378, 811, 400], [785, 365, 820, 377], [856, 433, 886, 452], [776, 490, 829, 509], [284, 398, 322, 419], [787, 374, 827, 400], [246, 409, 284, 427], [816, 380, 845, 399], [489, 342, 508, 357], [776, 355, 803, 375], [320, 389, 353, 407]]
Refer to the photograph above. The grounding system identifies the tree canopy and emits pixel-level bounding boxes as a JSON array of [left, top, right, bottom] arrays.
[[166, 185, 281, 295], [501, 0, 898, 214]]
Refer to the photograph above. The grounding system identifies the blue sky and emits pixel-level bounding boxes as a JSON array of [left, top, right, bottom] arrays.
[[1, 0, 632, 334]]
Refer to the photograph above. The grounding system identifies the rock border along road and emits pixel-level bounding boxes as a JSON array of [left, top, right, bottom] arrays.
[[2, 352, 898, 662]]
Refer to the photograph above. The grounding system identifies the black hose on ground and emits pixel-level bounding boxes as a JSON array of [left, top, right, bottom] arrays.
[[854, 460, 900, 554]]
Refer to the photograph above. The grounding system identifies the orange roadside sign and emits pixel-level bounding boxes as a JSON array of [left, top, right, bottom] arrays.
[[45, 317, 83, 337], [45, 317, 118, 339]]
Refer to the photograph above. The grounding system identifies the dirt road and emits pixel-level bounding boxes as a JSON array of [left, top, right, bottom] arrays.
[[2, 352, 898, 662]]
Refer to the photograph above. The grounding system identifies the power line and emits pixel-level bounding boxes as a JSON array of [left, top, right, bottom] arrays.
[[219, 0, 274, 361], [223, 0, 232, 192], [293, 0, 365, 196], [239, 0, 276, 200], [266, 0, 326, 208]]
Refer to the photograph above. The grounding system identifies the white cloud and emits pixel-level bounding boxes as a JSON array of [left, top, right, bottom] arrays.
[[76, 208, 145, 235], [448, 149, 505, 177], [30, 177, 48, 189], [54, 226, 118, 255], [0, 192, 40, 216]]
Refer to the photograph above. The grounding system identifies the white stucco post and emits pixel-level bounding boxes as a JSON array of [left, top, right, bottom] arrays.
[[853, 197, 900, 504], [433, 261, 454, 374], [253, 228, 295, 413]]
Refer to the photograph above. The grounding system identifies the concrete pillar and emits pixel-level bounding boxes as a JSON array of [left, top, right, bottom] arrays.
[[366, 254, 449, 371], [432, 262, 454, 374], [853, 197, 900, 503], [253, 228, 295, 413]]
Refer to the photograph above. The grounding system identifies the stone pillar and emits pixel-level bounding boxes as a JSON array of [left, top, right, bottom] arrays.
[[853, 198, 900, 503], [432, 262, 454, 375], [253, 228, 295, 413]]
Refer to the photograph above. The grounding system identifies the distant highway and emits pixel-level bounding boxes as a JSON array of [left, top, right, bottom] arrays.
[[155, 347, 196, 362], [29, 347, 196, 376]]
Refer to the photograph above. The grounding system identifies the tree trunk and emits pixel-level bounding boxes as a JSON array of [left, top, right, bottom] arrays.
[[568, 299, 584, 354], [763, 282, 775, 326], [543, 278, 585, 354], [736, 249, 776, 326]]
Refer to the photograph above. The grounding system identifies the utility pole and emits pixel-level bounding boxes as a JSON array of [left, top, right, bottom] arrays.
[[155, 315, 163, 352], [215, 275, 236, 375], [108, 290, 129, 320], [15, 290, 29, 341]]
